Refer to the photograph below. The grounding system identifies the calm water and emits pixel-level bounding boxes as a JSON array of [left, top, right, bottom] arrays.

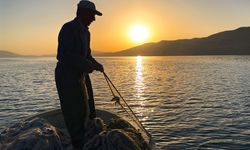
[[1, 56, 250, 149]]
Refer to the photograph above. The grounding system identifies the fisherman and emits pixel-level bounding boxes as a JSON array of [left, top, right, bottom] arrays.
[[55, 0, 103, 149]]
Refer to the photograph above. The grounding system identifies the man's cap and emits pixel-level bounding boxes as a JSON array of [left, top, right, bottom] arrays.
[[78, 0, 102, 16]]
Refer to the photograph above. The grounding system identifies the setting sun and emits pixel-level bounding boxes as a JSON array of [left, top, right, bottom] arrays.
[[129, 25, 149, 43]]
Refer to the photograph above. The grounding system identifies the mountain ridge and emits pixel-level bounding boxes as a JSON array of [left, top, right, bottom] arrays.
[[102, 26, 250, 56], [0, 50, 21, 58], [1, 27, 250, 57]]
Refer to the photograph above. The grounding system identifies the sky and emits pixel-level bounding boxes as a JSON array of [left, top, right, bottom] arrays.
[[1, 0, 250, 55]]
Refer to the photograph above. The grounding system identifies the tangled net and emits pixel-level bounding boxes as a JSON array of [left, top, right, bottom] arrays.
[[0, 117, 150, 150]]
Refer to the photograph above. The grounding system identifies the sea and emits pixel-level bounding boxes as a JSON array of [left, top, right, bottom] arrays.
[[0, 56, 250, 149]]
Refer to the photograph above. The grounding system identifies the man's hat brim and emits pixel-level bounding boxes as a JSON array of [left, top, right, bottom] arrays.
[[84, 8, 102, 16], [95, 10, 102, 16]]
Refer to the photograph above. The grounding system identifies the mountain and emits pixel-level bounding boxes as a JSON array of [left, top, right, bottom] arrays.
[[0, 50, 21, 58], [0, 50, 105, 58], [2, 27, 250, 57], [92, 51, 110, 56], [102, 27, 250, 56]]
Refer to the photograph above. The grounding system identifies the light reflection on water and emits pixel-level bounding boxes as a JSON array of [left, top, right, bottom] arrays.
[[135, 56, 145, 109], [1, 56, 250, 149]]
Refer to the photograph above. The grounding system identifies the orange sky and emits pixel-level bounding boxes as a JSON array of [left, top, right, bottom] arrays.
[[1, 0, 250, 55]]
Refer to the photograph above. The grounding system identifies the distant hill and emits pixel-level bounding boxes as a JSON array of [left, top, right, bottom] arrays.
[[92, 51, 110, 56], [0, 50, 56, 58], [2, 27, 250, 57], [100, 27, 250, 56], [0, 50, 21, 58]]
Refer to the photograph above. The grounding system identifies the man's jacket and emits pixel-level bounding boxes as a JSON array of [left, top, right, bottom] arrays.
[[57, 18, 98, 73], [56, 18, 97, 117]]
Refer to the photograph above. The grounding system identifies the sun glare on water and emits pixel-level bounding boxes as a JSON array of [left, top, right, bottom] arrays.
[[129, 25, 149, 43]]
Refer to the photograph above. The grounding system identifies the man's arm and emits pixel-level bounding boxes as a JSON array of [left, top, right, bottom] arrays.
[[87, 49, 104, 72]]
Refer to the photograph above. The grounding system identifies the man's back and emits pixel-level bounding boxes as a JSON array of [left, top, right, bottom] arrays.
[[55, 1, 103, 148]]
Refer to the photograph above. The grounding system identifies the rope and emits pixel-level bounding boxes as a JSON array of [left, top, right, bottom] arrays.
[[103, 72, 151, 138], [104, 73, 115, 97]]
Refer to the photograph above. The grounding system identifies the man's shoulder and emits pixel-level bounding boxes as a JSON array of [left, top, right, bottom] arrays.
[[61, 18, 79, 31]]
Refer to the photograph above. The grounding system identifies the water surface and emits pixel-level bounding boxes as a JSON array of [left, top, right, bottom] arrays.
[[1, 56, 250, 149]]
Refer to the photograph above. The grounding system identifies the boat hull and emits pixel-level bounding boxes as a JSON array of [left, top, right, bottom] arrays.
[[27, 108, 156, 149]]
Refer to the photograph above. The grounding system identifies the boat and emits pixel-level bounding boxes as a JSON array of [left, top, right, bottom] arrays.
[[1, 73, 157, 149], [0, 108, 156, 150]]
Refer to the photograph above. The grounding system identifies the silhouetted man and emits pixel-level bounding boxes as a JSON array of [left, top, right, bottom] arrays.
[[55, 0, 103, 148]]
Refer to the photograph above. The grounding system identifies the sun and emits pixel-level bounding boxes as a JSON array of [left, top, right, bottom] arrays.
[[129, 25, 149, 42]]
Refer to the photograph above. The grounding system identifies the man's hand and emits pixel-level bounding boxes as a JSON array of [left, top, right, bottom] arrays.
[[93, 62, 104, 72], [86, 65, 94, 73]]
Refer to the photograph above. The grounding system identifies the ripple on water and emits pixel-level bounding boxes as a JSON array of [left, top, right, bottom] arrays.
[[1, 56, 250, 149]]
